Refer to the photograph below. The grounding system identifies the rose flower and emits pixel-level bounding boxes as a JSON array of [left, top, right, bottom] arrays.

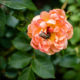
[[27, 9, 73, 55]]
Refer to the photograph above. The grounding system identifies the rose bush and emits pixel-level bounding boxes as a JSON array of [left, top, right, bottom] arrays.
[[0, 0, 80, 80]]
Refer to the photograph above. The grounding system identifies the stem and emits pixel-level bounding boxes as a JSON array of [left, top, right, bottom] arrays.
[[61, 0, 68, 9]]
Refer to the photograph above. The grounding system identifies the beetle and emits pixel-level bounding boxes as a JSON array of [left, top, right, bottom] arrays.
[[39, 31, 50, 39]]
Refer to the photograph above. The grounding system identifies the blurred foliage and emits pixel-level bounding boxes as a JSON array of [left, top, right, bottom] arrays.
[[0, 0, 80, 80]]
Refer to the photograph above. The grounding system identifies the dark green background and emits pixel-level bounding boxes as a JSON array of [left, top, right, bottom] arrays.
[[0, 0, 80, 80]]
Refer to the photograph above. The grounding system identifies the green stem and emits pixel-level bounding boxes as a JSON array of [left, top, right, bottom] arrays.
[[61, 0, 68, 9]]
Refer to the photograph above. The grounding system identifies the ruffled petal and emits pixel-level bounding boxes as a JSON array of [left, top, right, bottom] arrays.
[[40, 11, 50, 21]]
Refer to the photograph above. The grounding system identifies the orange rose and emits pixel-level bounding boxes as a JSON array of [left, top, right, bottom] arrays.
[[27, 9, 73, 55]]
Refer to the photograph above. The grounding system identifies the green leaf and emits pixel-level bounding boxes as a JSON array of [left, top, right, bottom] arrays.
[[4, 71, 17, 79], [76, 72, 80, 80], [0, 57, 6, 69], [7, 15, 19, 28], [64, 47, 76, 55], [32, 50, 55, 79], [68, 5, 77, 12], [59, 55, 77, 68], [12, 32, 32, 51], [52, 54, 62, 65], [0, 0, 37, 10], [6, 30, 14, 38], [63, 70, 76, 80], [0, 9, 6, 37], [18, 67, 35, 80], [8, 51, 32, 68], [70, 14, 80, 22], [70, 27, 80, 45], [77, 0, 80, 4]]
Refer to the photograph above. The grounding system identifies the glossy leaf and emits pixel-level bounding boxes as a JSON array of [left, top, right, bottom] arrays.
[[0, 0, 37, 10], [7, 15, 19, 28], [12, 32, 32, 51], [18, 67, 35, 80], [8, 51, 32, 68], [0, 9, 6, 37], [32, 50, 55, 79], [59, 55, 77, 68]]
